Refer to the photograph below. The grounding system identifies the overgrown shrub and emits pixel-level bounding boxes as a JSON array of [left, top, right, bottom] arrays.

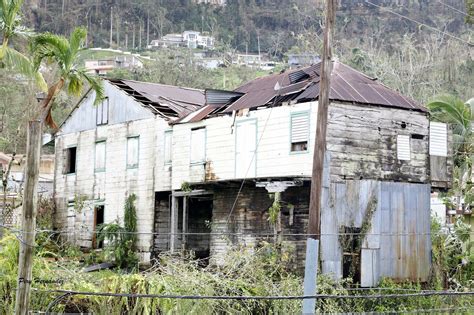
[[97, 194, 138, 269]]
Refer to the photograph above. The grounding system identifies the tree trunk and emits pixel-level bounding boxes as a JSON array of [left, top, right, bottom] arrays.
[[14, 120, 42, 315]]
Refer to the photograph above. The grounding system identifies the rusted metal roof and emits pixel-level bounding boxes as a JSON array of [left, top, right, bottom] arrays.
[[224, 61, 426, 113], [107, 78, 206, 118]]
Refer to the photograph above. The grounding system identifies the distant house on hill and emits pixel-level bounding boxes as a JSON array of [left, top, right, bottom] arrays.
[[148, 31, 215, 50], [288, 54, 321, 68], [193, 0, 226, 5], [53, 61, 452, 286], [85, 55, 143, 75]]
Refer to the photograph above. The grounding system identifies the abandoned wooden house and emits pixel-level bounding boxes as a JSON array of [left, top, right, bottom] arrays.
[[53, 61, 452, 286]]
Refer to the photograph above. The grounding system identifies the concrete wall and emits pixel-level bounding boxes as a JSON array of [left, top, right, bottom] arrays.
[[54, 86, 164, 261]]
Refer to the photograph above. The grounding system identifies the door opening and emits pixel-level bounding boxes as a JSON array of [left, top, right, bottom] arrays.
[[93, 205, 105, 249]]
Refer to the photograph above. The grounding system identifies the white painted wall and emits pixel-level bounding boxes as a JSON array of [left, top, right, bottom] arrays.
[[168, 101, 318, 190]]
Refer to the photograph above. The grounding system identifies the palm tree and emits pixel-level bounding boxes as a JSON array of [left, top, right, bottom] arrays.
[[14, 27, 104, 314], [428, 95, 474, 210], [0, 0, 45, 88], [31, 27, 104, 127]]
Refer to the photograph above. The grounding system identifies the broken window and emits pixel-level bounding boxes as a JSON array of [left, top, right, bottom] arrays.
[[290, 112, 309, 152], [341, 226, 361, 283], [63, 146, 77, 174], [429, 122, 447, 157], [164, 130, 172, 164], [95, 141, 106, 172], [92, 205, 105, 249], [190, 127, 206, 164], [96, 97, 109, 126], [396, 135, 410, 160], [127, 136, 139, 169]]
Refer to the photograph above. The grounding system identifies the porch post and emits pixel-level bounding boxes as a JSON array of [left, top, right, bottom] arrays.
[[182, 196, 188, 251], [170, 195, 178, 253]]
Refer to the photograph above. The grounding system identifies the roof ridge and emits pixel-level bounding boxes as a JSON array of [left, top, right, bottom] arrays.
[[106, 78, 205, 93]]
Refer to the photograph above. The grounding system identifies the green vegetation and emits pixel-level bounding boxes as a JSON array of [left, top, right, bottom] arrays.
[[97, 194, 139, 269], [429, 96, 474, 207], [0, 228, 473, 314]]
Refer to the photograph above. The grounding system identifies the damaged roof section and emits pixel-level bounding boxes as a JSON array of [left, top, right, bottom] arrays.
[[223, 61, 425, 113], [107, 78, 206, 119]]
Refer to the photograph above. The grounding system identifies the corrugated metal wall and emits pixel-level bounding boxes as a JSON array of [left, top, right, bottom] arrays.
[[321, 180, 431, 287]]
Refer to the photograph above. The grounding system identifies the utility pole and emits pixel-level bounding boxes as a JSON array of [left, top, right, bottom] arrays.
[[139, 21, 142, 50], [146, 11, 150, 47], [132, 24, 136, 50], [109, 6, 113, 48], [308, 0, 336, 240], [15, 121, 42, 315], [303, 1, 336, 314]]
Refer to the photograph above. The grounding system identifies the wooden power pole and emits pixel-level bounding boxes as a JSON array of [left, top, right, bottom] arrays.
[[303, 2, 337, 314], [15, 120, 42, 315], [308, 0, 337, 239]]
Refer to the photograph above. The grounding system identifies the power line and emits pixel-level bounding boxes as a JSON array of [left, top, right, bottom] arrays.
[[225, 84, 283, 225], [35, 288, 474, 300], [3, 224, 473, 237], [437, 0, 468, 17], [365, 1, 474, 47]]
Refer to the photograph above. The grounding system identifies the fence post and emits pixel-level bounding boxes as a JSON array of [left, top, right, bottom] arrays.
[[302, 238, 319, 315]]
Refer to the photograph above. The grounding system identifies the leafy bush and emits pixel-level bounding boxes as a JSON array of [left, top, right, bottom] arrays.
[[97, 194, 138, 269]]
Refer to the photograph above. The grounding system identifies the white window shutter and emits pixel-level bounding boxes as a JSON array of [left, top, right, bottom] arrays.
[[190, 128, 206, 163], [103, 99, 109, 124], [235, 120, 257, 178], [397, 135, 411, 160], [291, 113, 309, 143], [95, 141, 106, 171], [127, 137, 139, 167], [429, 122, 447, 157], [164, 131, 172, 163]]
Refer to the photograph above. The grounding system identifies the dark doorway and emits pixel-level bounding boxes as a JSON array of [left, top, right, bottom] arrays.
[[186, 195, 213, 260], [92, 205, 105, 249], [341, 226, 361, 283]]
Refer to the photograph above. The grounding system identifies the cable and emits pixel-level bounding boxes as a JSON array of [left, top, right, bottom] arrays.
[[225, 82, 283, 225], [34, 288, 474, 300], [365, 1, 473, 47], [437, 0, 468, 17], [3, 224, 473, 237]]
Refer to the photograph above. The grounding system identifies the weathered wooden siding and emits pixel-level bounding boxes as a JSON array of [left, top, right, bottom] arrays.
[[60, 82, 154, 135], [207, 183, 310, 270], [54, 117, 158, 262], [320, 180, 431, 286], [166, 101, 430, 190], [327, 103, 429, 183]]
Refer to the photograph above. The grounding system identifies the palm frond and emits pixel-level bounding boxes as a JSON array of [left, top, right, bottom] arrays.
[[30, 32, 70, 71], [2, 46, 47, 90], [0, 0, 25, 39], [68, 27, 87, 56], [77, 68, 105, 105], [428, 95, 470, 131]]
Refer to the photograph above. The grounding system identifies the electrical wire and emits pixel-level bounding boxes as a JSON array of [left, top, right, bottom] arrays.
[[364, 0, 473, 47], [437, 0, 468, 17]]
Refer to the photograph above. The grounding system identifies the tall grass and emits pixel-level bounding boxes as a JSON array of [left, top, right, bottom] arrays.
[[0, 233, 473, 314]]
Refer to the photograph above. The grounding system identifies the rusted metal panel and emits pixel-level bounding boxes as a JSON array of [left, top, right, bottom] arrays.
[[321, 180, 431, 286], [107, 78, 205, 118], [224, 61, 426, 114]]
